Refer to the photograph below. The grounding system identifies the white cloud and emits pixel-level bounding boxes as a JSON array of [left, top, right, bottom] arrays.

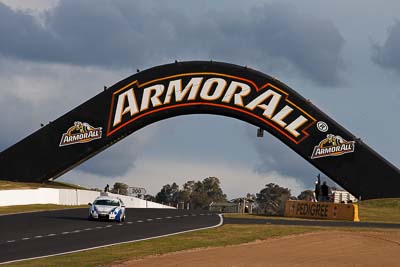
[[372, 21, 400, 72], [0, 0, 58, 12]]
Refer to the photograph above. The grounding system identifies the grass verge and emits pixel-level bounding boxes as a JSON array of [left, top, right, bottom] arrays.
[[223, 213, 317, 221], [6, 224, 318, 267], [0, 204, 86, 215], [0, 180, 88, 190], [357, 198, 400, 223]]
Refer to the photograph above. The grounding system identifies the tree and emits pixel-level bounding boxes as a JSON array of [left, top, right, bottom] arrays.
[[203, 177, 227, 202], [297, 190, 315, 201], [154, 177, 228, 209], [144, 194, 156, 202], [190, 181, 209, 209], [181, 180, 195, 204], [189, 177, 227, 209], [246, 193, 256, 201], [256, 183, 291, 215], [155, 182, 180, 206], [111, 182, 129, 195]]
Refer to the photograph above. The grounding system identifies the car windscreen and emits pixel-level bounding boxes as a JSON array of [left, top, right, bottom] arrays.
[[93, 199, 120, 206]]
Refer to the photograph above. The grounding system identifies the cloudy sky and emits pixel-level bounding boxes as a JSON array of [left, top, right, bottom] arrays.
[[0, 0, 399, 198]]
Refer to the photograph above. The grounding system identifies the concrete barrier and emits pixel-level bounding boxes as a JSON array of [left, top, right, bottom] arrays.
[[0, 188, 174, 209], [0, 188, 58, 206], [284, 200, 359, 222], [106, 192, 175, 209]]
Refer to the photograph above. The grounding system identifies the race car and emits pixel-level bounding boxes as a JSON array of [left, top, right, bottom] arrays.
[[88, 195, 126, 222]]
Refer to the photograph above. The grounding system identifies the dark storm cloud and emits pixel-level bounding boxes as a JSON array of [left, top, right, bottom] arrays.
[[0, 0, 344, 86], [372, 21, 400, 72], [78, 138, 137, 177], [215, 4, 345, 86], [0, 3, 57, 62], [0, 93, 35, 151], [246, 127, 320, 185], [0, 58, 140, 176]]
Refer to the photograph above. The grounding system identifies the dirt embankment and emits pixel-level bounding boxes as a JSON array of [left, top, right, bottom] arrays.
[[114, 231, 400, 267]]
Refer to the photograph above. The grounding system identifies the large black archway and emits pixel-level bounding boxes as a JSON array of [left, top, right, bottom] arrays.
[[0, 61, 399, 199]]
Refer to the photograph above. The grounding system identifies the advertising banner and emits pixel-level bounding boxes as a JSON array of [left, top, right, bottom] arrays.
[[284, 200, 359, 222], [1, 61, 399, 199]]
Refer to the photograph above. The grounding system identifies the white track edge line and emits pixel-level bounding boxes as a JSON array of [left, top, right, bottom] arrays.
[[0, 214, 223, 265]]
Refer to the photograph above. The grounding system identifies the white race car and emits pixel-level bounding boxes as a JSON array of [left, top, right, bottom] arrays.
[[88, 196, 126, 222]]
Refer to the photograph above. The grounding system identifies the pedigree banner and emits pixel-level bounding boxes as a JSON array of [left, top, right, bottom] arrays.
[[284, 200, 359, 222]]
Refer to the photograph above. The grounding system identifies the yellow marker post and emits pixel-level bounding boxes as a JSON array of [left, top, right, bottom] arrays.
[[352, 203, 360, 222]]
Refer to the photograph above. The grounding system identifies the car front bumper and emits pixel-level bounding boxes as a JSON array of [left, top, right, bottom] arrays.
[[90, 212, 118, 220]]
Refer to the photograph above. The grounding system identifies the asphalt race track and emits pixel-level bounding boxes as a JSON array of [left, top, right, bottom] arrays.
[[2, 209, 400, 265], [0, 208, 221, 264]]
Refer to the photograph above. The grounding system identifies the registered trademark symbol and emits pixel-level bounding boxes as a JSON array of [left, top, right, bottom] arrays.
[[317, 121, 328, 132]]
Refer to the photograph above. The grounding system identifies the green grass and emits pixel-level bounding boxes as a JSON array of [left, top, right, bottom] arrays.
[[7, 222, 400, 267], [0, 204, 86, 215], [0, 180, 88, 190], [6, 224, 318, 267], [358, 198, 400, 223], [223, 213, 317, 221]]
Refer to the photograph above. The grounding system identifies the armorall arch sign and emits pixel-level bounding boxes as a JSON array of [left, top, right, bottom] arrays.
[[0, 61, 399, 200]]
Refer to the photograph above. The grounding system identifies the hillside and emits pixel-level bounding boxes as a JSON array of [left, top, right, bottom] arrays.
[[0, 180, 88, 190], [358, 198, 400, 223]]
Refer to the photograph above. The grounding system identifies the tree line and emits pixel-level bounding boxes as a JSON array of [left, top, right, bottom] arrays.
[[109, 178, 322, 213], [153, 177, 227, 209]]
